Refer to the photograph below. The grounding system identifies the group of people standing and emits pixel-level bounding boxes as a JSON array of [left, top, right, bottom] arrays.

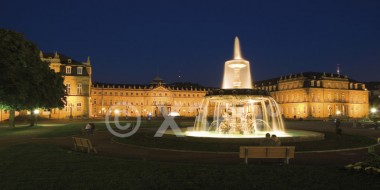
[[260, 133, 281, 146]]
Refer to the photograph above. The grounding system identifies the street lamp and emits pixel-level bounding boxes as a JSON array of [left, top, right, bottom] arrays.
[[369, 107, 379, 130], [33, 109, 40, 115], [336, 110, 341, 115], [33, 109, 40, 126]]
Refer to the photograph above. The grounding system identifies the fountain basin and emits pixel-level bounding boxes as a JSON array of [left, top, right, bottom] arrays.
[[163, 129, 324, 143]]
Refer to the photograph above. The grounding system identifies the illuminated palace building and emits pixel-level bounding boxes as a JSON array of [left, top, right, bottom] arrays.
[[90, 78, 207, 117], [0, 52, 369, 121], [255, 72, 369, 118]]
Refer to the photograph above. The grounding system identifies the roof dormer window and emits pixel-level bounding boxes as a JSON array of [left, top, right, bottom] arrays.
[[67, 59, 72, 64], [77, 67, 83, 75], [66, 66, 71, 74]]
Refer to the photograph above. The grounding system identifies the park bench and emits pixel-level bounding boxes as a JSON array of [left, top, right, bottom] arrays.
[[72, 137, 97, 154], [239, 146, 295, 164]]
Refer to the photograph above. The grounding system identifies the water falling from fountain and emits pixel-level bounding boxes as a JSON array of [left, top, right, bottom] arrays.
[[187, 37, 286, 138]]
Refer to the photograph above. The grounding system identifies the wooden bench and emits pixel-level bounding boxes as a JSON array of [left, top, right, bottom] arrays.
[[72, 137, 97, 154], [239, 146, 295, 164]]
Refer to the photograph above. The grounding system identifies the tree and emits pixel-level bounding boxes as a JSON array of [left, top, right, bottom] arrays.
[[0, 29, 65, 128]]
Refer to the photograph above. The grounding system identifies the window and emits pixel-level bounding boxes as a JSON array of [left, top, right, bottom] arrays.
[[327, 105, 331, 115], [68, 59, 72, 64], [77, 67, 83, 75], [77, 103, 82, 111], [66, 83, 71, 94], [94, 99, 97, 104], [77, 83, 82, 95], [317, 81, 320, 87], [66, 67, 71, 74]]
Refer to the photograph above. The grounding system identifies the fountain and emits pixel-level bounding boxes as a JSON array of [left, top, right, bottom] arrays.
[[184, 37, 323, 141]]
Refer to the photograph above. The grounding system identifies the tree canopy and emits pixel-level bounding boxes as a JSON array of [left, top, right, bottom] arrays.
[[0, 29, 65, 127]]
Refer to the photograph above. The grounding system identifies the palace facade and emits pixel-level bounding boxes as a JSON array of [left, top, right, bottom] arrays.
[[255, 72, 369, 118], [90, 78, 208, 117], [40, 52, 92, 119], [0, 52, 371, 121]]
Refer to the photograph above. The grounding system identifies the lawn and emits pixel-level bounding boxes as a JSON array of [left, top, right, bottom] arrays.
[[0, 118, 194, 138], [0, 144, 379, 190]]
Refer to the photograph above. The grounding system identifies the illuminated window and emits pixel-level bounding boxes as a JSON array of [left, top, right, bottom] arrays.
[[77, 103, 82, 111], [77, 83, 82, 95], [66, 83, 71, 94], [66, 67, 71, 74], [77, 67, 83, 75]]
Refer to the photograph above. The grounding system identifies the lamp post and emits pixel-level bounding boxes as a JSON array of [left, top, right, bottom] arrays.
[[33, 109, 40, 126], [370, 107, 378, 130]]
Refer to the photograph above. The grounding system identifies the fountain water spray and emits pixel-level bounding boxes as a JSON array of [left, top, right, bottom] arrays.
[[187, 37, 285, 138]]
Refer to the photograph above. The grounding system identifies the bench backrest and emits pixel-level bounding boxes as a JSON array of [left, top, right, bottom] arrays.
[[239, 146, 295, 158], [73, 137, 93, 149]]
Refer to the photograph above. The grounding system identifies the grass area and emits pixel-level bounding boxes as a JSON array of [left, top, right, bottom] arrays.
[[115, 131, 376, 152], [0, 118, 195, 138], [0, 144, 379, 190]]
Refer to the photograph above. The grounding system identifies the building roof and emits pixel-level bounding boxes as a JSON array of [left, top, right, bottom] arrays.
[[255, 72, 359, 87], [42, 52, 85, 65], [92, 81, 211, 91]]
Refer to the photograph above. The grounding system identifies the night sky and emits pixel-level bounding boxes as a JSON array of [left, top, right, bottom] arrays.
[[3, 0, 380, 87]]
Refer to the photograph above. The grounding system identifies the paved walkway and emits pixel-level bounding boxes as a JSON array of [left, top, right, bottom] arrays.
[[1, 120, 379, 166]]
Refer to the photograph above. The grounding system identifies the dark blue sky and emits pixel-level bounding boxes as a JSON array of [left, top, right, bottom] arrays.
[[3, 0, 380, 87]]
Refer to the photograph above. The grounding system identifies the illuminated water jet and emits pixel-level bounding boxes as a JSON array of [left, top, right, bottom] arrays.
[[187, 37, 286, 138]]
